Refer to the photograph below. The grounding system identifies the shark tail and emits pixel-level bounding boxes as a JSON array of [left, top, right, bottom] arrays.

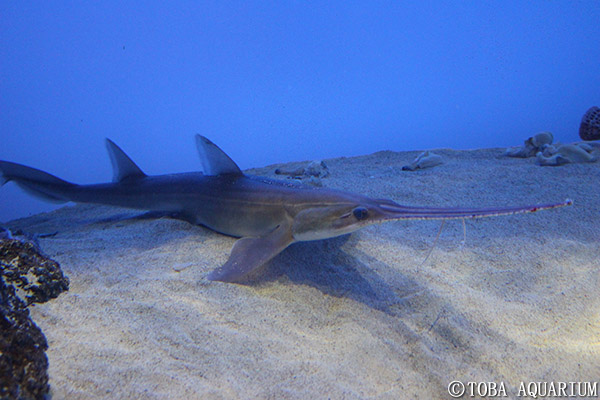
[[0, 161, 76, 203]]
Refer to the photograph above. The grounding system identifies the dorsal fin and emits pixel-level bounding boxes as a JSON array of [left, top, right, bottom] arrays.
[[105, 138, 147, 182], [195, 135, 242, 176]]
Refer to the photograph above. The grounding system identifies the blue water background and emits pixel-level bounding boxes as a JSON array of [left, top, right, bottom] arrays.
[[1, 2, 599, 221]]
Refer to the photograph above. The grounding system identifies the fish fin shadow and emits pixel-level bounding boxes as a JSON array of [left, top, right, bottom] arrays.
[[237, 234, 422, 316]]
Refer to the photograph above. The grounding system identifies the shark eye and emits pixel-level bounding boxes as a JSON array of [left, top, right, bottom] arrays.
[[353, 207, 369, 220]]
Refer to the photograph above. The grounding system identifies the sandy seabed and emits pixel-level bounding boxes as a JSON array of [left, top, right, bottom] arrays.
[[6, 147, 599, 399]]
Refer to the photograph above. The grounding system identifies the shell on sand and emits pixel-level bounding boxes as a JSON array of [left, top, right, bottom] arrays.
[[540, 143, 559, 157], [504, 145, 537, 158], [402, 151, 443, 171], [275, 160, 329, 179], [579, 106, 600, 141], [526, 131, 553, 148], [577, 142, 595, 152]]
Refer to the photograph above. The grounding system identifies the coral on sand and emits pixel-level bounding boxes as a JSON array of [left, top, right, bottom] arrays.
[[504, 131, 598, 166], [536, 143, 598, 166], [504, 132, 554, 158], [579, 106, 600, 141], [0, 237, 69, 400]]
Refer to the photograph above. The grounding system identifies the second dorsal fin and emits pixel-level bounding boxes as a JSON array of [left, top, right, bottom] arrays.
[[105, 138, 147, 182], [195, 135, 242, 176]]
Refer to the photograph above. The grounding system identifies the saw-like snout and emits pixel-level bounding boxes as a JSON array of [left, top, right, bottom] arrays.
[[373, 198, 572, 221]]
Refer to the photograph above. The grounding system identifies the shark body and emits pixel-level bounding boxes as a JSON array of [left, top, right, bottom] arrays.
[[0, 136, 571, 282]]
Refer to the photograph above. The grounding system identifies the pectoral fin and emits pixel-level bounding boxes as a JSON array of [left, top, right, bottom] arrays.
[[207, 221, 294, 282]]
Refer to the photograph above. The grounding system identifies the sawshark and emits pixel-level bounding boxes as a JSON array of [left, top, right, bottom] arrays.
[[0, 136, 571, 282]]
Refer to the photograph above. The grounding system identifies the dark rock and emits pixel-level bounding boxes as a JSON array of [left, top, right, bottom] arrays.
[[0, 239, 69, 306], [0, 238, 69, 400], [0, 278, 49, 400], [579, 106, 600, 141]]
